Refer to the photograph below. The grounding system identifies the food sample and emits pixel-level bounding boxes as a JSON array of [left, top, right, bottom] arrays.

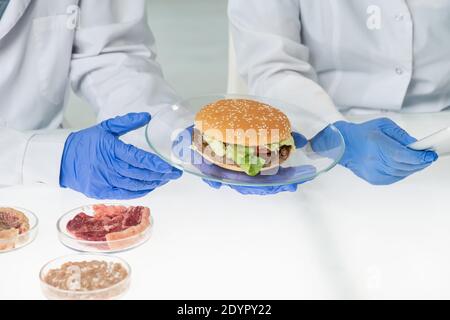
[[41, 258, 131, 300], [66, 205, 151, 250], [0, 207, 30, 251], [193, 99, 295, 176], [44, 260, 128, 291]]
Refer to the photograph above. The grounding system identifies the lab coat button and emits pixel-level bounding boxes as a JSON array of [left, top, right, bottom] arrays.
[[395, 14, 405, 21], [395, 67, 404, 75]]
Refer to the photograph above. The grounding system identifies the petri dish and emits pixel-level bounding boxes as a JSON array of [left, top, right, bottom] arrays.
[[0, 206, 38, 253], [39, 254, 131, 300], [57, 204, 153, 254]]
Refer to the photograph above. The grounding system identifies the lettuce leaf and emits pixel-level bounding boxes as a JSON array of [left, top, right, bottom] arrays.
[[202, 134, 295, 176], [225, 145, 266, 176]]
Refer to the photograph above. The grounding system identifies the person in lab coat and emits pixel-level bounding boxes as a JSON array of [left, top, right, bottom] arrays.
[[0, 0, 182, 199], [217, 0, 445, 194]]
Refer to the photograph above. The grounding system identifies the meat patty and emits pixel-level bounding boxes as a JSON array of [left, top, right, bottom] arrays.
[[192, 129, 292, 167], [280, 145, 291, 161]]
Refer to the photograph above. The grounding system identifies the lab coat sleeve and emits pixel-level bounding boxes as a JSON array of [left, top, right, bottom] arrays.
[[70, 0, 179, 125], [0, 128, 69, 187], [228, 0, 345, 124]]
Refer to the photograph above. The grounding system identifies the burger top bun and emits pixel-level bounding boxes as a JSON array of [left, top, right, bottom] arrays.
[[194, 99, 292, 147]]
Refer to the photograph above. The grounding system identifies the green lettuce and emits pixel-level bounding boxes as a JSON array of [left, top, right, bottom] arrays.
[[225, 145, 266, 176], [202, 135, 294, 176]]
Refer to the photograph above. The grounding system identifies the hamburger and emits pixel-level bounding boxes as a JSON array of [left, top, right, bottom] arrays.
[[192, 99, 295, 176]]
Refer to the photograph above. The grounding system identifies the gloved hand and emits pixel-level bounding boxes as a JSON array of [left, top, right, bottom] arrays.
[[60, 112, 182, 199], [203, 179, 299, 195], [329, 118, 438, 185]]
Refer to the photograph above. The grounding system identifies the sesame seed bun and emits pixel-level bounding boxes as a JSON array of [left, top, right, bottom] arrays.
[[194, 99, 292, 146]]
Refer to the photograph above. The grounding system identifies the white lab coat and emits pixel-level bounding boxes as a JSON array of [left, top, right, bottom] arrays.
[[0, 0, 177, 187], [229, 0, 450, 123]]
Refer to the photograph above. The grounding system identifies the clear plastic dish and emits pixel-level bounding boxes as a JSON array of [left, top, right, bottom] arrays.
[[0, 206, 38, 253], [39, 254, 131, 300], [57, 204, 153, 253], [146, 94, 345, 187]]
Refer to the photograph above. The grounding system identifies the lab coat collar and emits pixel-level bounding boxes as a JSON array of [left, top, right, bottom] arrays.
[[0, 0, 31, 40]]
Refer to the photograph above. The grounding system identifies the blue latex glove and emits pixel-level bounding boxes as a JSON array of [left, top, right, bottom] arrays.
[[60, 113, 182, 199], [328, 118, 438, 185], [203, 179, 300, 195]]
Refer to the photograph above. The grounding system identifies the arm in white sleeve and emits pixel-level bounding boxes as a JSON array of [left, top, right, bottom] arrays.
[[228, 0, 345, 124], [2, 2, 170, 187], [0, 128, 69, 187], [70, 0, 179, 123]]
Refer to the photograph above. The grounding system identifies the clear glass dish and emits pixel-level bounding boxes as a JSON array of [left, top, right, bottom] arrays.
[[146, 94, 345, 187], [0, 206, 38, 253], [39, 254, 131, 300], [57, 204, 153, 254]]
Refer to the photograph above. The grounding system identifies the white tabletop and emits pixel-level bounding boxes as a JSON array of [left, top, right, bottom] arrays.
[[1, 111, 450, 300]]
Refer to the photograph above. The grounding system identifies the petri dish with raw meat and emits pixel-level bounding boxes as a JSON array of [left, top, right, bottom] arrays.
[[57, 204, 153, 253], [0, 207, 38, 253], [40, 254, 131, 300]]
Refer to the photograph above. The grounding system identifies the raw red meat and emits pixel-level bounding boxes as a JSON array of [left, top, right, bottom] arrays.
[[66, 205, 151, 245]]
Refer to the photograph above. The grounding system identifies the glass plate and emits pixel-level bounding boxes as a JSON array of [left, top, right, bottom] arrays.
[[146, 94, 345, 187]]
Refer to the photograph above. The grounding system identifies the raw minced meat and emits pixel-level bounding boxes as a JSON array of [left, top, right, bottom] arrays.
[[44, 260, 128, 291]]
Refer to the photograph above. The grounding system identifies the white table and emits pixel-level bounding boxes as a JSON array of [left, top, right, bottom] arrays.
[[1, 112, 450, 300]]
